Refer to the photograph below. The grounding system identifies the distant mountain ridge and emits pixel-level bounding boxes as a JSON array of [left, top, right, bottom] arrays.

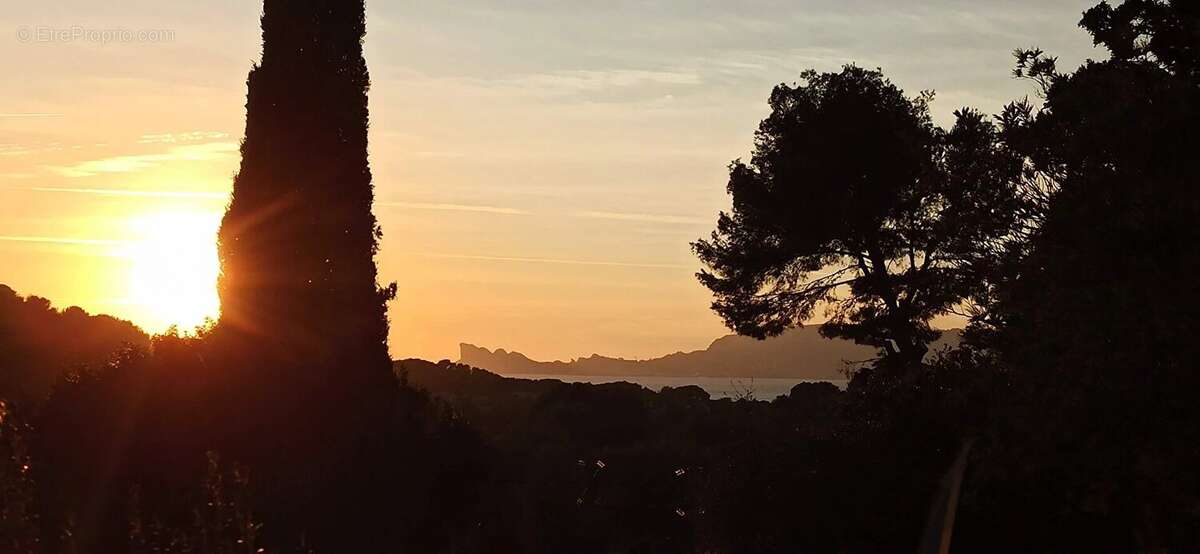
[[459, 327, 961, 380]]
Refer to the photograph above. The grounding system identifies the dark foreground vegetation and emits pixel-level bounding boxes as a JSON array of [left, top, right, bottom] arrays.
[[4, 0, 1200, 552]]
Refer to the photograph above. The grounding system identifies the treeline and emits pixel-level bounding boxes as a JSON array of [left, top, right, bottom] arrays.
[[0, 285, 148, 404], [397, 358, 896, 552], [388, 355, 997, 552]]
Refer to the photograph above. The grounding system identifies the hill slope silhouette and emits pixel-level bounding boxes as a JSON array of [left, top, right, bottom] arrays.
[[0, 284, 148, 403]]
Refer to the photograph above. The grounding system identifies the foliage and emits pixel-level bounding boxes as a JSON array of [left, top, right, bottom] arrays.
[[128, 453, 267, 554], [1082, 0, 1200, 80], [692, 66, 1023, 366], [959, 17, 1200, 548], [0, 400, 39, 553]]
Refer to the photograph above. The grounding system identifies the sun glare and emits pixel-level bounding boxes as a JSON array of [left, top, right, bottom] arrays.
[[123, 211, 222, 334]]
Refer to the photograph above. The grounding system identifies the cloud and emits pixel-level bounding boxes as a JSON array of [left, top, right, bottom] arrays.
[[395, 67, 704, 103], [29, 186, 228, 200], [377, 201, 529, 215], [0, 235, 126, 246], [47, 142, 238, 177], [0, 113, 63, 118], [0, 144, 33, 157], [377, 203, 712, 224], [411, 252, 691, 270], [138, 131, 230, 144], [574, 210, 711, 225], [512, 69, 702, 94]]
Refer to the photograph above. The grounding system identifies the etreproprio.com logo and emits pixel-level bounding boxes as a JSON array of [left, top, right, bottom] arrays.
[[16, 25, 175, 44]]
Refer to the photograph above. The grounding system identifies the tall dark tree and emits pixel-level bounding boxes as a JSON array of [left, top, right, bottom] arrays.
[[218, 0, 394, 380], [214, 0, 398, 549], [693, 66, 1022, 367], [955, 2, 1200, 548]]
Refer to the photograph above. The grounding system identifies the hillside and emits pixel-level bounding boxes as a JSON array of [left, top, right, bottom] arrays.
[[0, 284, 149, 402], [460, 326, 961, 380]]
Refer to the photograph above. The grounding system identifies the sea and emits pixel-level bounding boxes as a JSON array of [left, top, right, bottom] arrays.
[[511, 374, 848, 400]]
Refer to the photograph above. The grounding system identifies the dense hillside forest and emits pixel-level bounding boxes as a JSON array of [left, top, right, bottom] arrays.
[[3, 0, 1200, 552], [0, 285, 148, 403]]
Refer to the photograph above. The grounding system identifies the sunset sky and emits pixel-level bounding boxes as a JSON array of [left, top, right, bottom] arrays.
[[2, 1, 1099, 362]]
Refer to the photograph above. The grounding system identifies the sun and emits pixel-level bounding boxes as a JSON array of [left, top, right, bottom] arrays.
[[124, 211, 222, 334]]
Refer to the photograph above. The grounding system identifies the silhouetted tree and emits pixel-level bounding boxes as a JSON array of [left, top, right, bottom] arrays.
[[954, 3, 1200, 548], [1082, 0, 1200, 81], [213, 1, 398, 548], [693, 66, 1022, 367], [217, 0, 395, 387]]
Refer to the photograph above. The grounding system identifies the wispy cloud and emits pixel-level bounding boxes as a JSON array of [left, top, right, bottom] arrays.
[[29, 186, 228, 200], [512, 69, 702, 94], [397, 67, 704, 102], [0, 235, 126, 246], [411, 252, 691, 270], [138, 131, 230, 144], [377, 201, 529, 215], [0, 144, 33, 157], [574, 210, 711, 225], [47, 142, 237, 177], [0, 113, 63, 118]]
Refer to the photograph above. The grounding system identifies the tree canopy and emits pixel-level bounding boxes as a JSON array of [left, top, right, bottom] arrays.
[[1082, 0, 1200, 80], [693, 66, 1022, 366]]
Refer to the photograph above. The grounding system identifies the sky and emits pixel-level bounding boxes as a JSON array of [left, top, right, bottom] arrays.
[[1, 1, 1101, 362]]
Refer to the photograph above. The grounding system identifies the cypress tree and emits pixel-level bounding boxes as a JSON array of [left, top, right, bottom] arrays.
[[215, 0, 397, 548], [218, 0, 393, 390]]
